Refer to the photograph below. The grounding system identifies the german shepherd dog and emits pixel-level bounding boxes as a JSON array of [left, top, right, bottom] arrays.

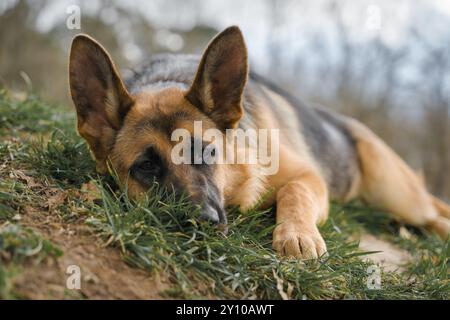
[[69, 26, 450, 259]]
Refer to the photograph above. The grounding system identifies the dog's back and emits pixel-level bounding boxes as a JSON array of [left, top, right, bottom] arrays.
[[124, 54, 361, 201], [245, 73, 361, 200]]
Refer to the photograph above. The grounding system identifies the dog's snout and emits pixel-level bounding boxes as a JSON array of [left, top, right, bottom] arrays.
[[198, 195, 228, 231], [199, 202, 228, 235], [199, 204, 221, 224]]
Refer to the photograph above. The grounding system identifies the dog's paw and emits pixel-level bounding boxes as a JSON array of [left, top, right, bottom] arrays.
[[272, 223, 327, 260]]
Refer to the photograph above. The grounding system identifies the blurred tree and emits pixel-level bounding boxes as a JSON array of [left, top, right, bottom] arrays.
[[0, 0, 65, 103]]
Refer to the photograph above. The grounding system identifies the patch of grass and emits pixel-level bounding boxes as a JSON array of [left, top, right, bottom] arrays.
[[0, 223, 63, 263], [339, 203, 449, 299], [0, 261, 20, 300], [0, 89, 72, 134], [84, 181, 449, 299], [0, 222, 63, 299], [0, 187, 20, 220], [0, 178, 35, 221], [21, 130, 95, 187], [0, 88, 95, 186]]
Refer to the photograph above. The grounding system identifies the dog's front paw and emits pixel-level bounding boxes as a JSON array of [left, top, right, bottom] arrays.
[[272, 222, 327, 260]]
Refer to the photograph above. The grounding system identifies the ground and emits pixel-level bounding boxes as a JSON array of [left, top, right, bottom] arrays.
[[0, 89, 448, 299]]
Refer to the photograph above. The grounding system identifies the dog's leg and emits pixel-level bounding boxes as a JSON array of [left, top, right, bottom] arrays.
[[428, 196, 450, 238], [271, 161, 329, 259], [350, 119, 450, 239], [432, 196, 450, 219]]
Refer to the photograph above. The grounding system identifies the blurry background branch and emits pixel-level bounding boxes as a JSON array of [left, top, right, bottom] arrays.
[[1, 0, 449, 199]]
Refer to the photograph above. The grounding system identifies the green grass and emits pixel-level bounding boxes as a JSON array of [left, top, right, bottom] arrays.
[[22, 130, 95, 187], [0, 90, 72, 134], [0, 89, 448, 299], [0, 223, 63, 299], [83, 183, 448, 299]]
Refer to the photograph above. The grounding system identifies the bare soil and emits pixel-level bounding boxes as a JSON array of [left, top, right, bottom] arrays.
[[11, 205, 168, 299]]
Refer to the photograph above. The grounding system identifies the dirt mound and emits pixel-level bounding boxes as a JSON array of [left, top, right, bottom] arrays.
[[12, 206, 167, 299]]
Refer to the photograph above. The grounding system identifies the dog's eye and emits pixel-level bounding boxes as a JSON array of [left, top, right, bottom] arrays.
[[202, 144, 216, 165], [190, 139, 216, 166], [136, 160, 161, 176], [130, 147, 165, 186], [190, 138, 202, 165]]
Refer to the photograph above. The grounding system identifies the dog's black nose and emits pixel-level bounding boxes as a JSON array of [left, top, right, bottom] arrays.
[[199, 204, 220, 224]]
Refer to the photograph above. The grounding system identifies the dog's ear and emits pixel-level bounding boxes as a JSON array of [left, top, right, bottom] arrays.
[[186, 26, 248, 130], [69, 34, 134, 173]]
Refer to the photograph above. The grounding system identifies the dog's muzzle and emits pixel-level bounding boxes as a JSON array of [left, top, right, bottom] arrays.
[[199, 197, 228, 234]]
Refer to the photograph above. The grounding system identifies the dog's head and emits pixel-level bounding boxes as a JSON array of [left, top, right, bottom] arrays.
[[68, 27, 248, 224]]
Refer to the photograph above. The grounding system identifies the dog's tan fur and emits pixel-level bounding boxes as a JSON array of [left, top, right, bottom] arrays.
[[69, 26, 450, 260], [347, 118, 450, 239]]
